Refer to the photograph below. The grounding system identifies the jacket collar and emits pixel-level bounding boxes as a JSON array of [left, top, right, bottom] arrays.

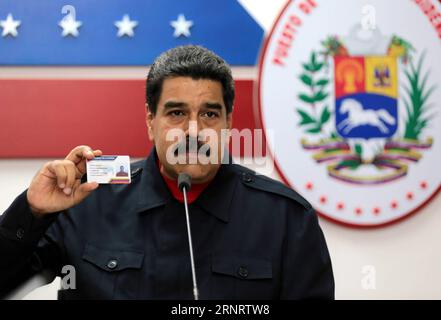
[[135, 148, 172, 213], [135, 148, 237, 223]]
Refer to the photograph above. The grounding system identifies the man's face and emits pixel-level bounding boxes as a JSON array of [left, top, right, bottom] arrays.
[[146, 77, 232, 184]]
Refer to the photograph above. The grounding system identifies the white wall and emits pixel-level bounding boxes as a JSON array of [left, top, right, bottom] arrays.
[[1, 0, 441, 300]]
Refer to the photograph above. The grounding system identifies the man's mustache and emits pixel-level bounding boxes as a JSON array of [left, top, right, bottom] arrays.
[[173, 136, 211, 157]]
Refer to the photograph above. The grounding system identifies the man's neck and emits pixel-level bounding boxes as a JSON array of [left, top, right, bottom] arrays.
[[155, 157, 215, 204]]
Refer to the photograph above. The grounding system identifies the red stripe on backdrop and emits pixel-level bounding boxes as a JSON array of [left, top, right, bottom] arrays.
[[0, 79, 263, 158]]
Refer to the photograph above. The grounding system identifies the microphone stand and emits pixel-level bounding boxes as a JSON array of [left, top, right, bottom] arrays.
[[179, 173, 199, 300]]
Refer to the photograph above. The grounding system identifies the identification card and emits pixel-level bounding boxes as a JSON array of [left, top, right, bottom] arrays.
[[86, 155, 131, 184]]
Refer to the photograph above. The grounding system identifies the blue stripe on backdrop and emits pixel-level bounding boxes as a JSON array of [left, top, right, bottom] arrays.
[[0, 0, 263, 65]]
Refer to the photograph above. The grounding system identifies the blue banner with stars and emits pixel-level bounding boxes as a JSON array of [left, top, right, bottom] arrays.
[[0, 0, 263, 65]]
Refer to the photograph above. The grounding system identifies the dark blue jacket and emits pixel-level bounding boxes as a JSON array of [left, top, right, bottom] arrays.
[[0, 150, 334, 299]]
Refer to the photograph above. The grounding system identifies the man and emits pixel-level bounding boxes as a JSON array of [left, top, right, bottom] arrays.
[[116, 165, 128, 177], [0, 45, 334, 299]]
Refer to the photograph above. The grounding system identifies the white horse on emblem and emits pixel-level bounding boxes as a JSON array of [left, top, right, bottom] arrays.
[[338, 99, 396, 134]]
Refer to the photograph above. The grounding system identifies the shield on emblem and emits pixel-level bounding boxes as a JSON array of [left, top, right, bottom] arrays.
[[334, 56, 398, 139]]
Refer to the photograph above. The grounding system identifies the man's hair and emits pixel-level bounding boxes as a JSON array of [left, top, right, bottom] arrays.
[[146, 45, 235, 114]]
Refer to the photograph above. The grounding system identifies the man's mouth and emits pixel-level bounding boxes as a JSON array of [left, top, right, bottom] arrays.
[[173, 138, 211, 158]]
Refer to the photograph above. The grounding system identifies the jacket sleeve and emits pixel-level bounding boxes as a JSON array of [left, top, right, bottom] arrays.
[[280, 206, 335, 299], [0, 190, 64, 297]]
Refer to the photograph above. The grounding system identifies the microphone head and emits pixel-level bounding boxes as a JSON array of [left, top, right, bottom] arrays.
[[178, 173, 192, 192]]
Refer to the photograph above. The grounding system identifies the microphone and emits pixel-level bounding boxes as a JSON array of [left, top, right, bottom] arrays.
[[178, 173, 191, 193], [178, 173, 199, 300]]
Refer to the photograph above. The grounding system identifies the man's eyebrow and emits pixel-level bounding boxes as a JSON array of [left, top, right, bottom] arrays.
[[203, 102, 223, 111], [163, 101, 188, 110]]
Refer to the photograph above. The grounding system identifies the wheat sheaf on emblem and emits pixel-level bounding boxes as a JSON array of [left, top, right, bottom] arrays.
[[296, 33, 436, 185]]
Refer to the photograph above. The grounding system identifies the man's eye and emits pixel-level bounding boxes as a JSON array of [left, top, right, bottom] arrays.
[[203, 111, 219, 118], [169, 110, 184, 117]]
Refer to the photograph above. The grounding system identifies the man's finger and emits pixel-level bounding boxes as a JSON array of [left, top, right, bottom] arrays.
[[47, 160, 68, 190], [93, 150, 103, 157], [76, 149, 103, 176], [73, 182, 99, 204], [64, 161, 77, 195], [65, 145, 94, 164]]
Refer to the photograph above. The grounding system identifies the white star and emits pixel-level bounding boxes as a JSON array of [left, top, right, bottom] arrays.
[[114, 14, 138, 38], [170, 14, 193, 38], [59, 15, 82, 37], [0, 13, 21, 37]]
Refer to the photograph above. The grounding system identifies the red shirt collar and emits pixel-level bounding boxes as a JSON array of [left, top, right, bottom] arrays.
[[156, 158, 211, 204]]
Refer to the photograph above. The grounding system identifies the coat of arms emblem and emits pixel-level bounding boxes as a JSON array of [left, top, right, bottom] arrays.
[[297, 30, 434, 185], [258, 0, 441, 227]]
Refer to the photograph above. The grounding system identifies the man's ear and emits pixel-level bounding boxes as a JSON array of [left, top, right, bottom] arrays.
[[146, 104, 155, 142]]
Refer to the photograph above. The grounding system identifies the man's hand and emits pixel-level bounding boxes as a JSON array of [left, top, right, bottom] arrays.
[[27, 146, 102, 216]]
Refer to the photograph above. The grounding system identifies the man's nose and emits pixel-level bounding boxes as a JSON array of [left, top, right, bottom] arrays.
[[183, 118, 201, 138]]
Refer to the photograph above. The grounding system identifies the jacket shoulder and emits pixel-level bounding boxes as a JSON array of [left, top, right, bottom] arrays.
[[230, 164, 312, 211]]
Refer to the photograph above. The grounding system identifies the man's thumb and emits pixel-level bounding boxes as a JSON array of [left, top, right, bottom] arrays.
[[74, 182, 99, 203]]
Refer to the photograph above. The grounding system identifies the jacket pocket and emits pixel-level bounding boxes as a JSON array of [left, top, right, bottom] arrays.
[[82, 243, 144, 272], [210, 255, 273, 299], [73, 243, 145, 299]]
